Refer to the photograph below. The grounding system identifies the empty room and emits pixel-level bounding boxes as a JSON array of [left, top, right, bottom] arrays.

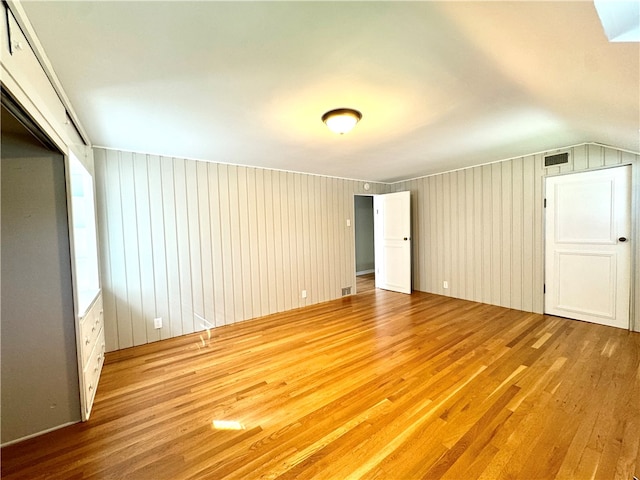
[[1, 1, 639, 479]]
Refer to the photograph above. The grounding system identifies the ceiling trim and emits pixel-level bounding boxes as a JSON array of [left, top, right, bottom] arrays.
[[92, 145, 387, 186], [95, 141, 639, 186], [387, 142, 640, 185]]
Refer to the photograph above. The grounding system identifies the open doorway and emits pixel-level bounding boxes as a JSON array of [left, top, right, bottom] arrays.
[[354, 195, 375, 293]]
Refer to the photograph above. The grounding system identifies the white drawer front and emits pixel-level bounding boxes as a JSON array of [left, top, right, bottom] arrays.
[[83, 328, 105, 418], [80, 299, 104, 365]]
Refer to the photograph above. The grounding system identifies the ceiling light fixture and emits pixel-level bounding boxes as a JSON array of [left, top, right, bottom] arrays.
[[322, 108, 362, 135]]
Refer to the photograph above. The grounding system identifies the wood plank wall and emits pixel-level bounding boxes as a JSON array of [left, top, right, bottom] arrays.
[[94, 149, 384, 351], [95, 143, 639, 352], [392, 143, 639, 331]]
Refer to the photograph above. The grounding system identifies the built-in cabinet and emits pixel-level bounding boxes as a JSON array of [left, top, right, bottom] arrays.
[[77, 295, 105, 420], [1, 1, 104, 444]]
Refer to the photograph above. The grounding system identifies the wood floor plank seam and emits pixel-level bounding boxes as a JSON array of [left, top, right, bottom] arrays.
[[2, 289, 638, 480]]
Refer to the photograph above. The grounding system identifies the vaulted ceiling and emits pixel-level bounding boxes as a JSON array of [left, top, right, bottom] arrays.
[[22, 1, 639, 182]]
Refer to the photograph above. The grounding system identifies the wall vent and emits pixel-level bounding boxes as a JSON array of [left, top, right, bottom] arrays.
[[544, 152, 569, 167], [341, 287, 352, 296]]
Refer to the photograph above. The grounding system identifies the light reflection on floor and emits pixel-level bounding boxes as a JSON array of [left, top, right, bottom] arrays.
[[212, 420, 245, 431]]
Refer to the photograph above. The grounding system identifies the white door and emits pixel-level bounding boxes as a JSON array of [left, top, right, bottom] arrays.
[[374, 191, 411, 294], [544, 166, 631, 329]]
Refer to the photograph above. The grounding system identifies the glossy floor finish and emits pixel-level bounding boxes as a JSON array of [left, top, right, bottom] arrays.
[[356, 272, 376, 294], [3, 290, 639, 479]]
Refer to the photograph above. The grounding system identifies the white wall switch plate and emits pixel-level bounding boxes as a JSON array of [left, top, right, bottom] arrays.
[[154, 317, 162, 329]]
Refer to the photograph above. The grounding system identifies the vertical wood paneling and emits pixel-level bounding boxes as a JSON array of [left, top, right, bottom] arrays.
[[95, 143, 640, 352], [133, 154, 157, 343], [410, 179, 419, 291], [464, 171, 474, 301], [324, 178, 340, 296], [160, 156, 182, 336], [394, 143, 637, 331], [490, 163, 502, 306], [147, 155, 170, 340], [455, 171, 465, 299], [208, 163, 225, 328], [435, 175, 444, 294], [427, 177, 437, 293], [472, 168, 483, 302], [237, 167, 253, 321], [481, 165, 492, 304], [119, 152, 145, 346], [285, 173, 303, 308], [271, 171, 284, 312], [510, 158, 523, 310], [532, 154, 544, 314], [185, 160, 202, 332], [521, 155, 535, 312], [573, 145, 588, 171], [228, 166, 244, 322], [586, 143, 603, 169], [217, 164, 235, 324], [340, 180, 348, 292], [317, 176, 328, 301], [442, 174, 451, 296], [94, 150, 118, 352], [330, 178, 340, 296], [196, 161, 214, 328], [500, 161, 512, 308], [97, 150, 391, 350], [324, 177, 335, 297], [419, 178, 428, 292], [173, 159, 193, 335], [308, 176, 318, 304], [280, 172, 292, 311], [296, 175, 313, 306], [246, 168, 261, 318]]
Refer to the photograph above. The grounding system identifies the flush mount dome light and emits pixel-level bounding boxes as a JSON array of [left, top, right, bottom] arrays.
[[322, 108, 362, 135]]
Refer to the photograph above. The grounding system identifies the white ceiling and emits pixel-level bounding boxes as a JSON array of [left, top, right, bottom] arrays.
[[22, 1, 639, 182]]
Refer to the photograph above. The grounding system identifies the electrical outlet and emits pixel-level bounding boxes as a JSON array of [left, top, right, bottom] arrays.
[[302, 290, 307, 299], [443, 281, 449, 289], [346, 219, 351, 227], [154, 317, 162, 329]]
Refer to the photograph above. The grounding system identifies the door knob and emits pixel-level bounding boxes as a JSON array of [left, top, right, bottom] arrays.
[[618, 237, 627, 242]]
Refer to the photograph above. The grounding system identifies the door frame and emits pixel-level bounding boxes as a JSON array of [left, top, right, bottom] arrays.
[[543, 164, 634, 330], [353, 193, 376, 294]]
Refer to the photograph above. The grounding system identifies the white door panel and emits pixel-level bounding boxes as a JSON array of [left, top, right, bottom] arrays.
[[555, 251, 615, 318], [556, 179, 616, 243], [374, 191, 411, 294], [545, 166, 631, 329]]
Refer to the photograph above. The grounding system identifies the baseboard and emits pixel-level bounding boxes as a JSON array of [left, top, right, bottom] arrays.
[[356, 269, 375, 276], [1, 420, 79, 447]]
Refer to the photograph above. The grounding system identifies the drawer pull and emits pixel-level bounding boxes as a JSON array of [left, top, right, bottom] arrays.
[[85, 337, 90, 345], [91, 326, 96, 332], [89, 384, 94, 391]]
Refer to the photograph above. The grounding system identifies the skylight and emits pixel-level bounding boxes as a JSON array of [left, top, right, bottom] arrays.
[[594, 0, 640, 42]]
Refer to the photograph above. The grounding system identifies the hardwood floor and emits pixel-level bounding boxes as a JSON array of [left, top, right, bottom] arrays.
[[356, 272, 375, 294], [2, 290, 639, 479]]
